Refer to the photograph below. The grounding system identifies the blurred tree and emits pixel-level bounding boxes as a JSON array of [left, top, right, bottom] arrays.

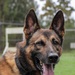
[[0, 0, 4, 52], [0, 0, 35, 51], [40, 0, 75, 28], [2, 0, 34, 23]]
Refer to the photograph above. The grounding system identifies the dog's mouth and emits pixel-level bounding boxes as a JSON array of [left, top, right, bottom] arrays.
[[34, 57, 55, 75], [42, 64, 54, 75]]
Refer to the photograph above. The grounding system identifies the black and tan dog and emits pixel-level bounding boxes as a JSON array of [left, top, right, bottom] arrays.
[[0, 9, 65, 75]]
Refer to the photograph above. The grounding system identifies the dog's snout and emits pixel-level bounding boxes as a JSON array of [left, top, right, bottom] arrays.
[[48, 53, 59, 63]]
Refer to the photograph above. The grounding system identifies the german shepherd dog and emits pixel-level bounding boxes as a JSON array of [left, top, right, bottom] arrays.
[[0, 9, 65, 75]]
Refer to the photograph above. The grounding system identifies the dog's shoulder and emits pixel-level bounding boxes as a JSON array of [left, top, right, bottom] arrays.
[[0, 51, 20, 75], [0, 51, 16, 65]]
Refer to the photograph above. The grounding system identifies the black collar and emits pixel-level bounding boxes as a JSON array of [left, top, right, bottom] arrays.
[[15, 46, 36, 75]]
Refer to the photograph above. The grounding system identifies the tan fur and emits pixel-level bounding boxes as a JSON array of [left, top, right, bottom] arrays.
[[0, 51, 20, 75]]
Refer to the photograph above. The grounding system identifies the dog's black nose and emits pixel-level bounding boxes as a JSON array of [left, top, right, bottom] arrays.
[[48, 53, 59, 63]]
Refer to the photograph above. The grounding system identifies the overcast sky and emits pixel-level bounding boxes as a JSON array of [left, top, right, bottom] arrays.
[[35, 0, 75, 19], [70, 0, 75, 19]]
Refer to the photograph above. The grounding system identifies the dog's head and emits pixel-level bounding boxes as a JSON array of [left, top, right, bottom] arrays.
[[16, 9, 65, 75]]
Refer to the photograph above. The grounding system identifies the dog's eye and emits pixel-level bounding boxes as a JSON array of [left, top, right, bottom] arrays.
[[52, 38, 59, 45], [35, 40, 45, 46]]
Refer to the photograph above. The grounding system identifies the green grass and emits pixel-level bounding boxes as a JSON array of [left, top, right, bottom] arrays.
[[55, 50, 75, 75]]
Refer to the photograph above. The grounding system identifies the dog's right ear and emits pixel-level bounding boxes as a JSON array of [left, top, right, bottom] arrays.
[[24, 9, 40, 40]]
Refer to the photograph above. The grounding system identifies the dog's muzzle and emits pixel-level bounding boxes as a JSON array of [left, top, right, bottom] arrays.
[[32, 52, 59, 75]]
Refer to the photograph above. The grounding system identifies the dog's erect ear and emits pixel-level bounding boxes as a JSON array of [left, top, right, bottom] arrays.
[[50, 10, 64, 37], [24, 9, 40, 40]]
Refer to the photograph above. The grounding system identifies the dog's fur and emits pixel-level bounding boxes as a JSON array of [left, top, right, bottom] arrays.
[[0, 9, 65, 75]]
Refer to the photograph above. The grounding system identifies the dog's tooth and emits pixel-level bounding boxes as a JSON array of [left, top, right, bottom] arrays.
[[40, 61, 43, 66]]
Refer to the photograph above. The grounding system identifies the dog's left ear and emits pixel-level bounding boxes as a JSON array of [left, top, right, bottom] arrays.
[[24, 9, 40, 40], [50, 10, 64, 38]]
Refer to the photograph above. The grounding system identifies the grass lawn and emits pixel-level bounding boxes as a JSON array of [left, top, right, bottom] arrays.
[[55, 50, 75, 75]]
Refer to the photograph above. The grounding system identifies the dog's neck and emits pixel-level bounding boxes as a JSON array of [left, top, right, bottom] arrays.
[[15, 44, 37, 75]]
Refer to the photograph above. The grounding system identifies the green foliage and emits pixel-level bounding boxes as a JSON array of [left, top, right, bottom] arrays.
[[1, 0, 34, 23], [40, 0, 75, 28]]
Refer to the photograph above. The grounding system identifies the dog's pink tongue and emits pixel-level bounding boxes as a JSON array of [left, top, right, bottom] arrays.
[[42, 64, 54, 75]]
